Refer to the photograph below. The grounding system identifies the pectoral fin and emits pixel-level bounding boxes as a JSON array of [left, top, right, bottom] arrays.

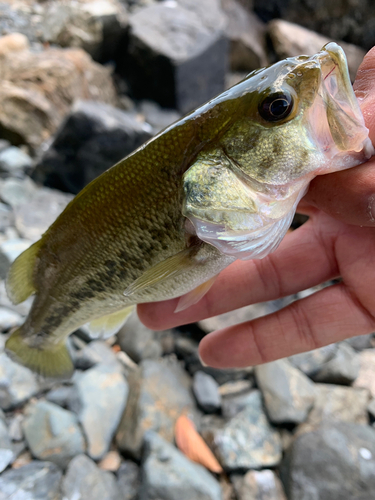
[[175, 275, 217, 313], [124, 248, 196, 297], [85, 305, 135, 339]]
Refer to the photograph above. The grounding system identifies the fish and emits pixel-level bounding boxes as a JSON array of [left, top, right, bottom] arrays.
[[4, 42, 373, 378]]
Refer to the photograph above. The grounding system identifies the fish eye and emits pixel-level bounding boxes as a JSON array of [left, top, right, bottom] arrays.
[[258, 92, 294, 122]]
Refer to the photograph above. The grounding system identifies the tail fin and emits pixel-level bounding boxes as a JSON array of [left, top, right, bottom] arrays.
[[6, 239, 43, 305], [5, 327, 74, 379]]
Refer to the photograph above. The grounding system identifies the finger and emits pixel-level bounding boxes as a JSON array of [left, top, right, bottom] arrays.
[[199, 282, 375, 368], [138, 216, 339, 329], [303, 157, 375, 227], [354, 45, 375, 144]]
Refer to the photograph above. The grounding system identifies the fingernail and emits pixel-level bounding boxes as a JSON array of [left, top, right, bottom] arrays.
[[198, 353, 208, 367]]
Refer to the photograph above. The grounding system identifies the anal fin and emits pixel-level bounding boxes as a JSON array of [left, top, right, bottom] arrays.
[[175, 275, 217, 313], [85, 305, 135, 339], [5, 327, 74, 379], [124, 248, 195, 297]]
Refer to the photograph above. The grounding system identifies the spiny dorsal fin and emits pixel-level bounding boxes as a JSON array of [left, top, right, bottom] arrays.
[[5, 327, 74, 379], [85, 305, 135, 339], [6, 239, 43, 305], [124, 248, 195, 297]]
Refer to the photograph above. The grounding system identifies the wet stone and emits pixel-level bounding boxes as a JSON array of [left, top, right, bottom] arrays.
[[368, 398, 375, 419], [288, 344, 338, 378], [0, 418, 14, 473], [7, 413, 24, 442], [221, 390, 258, 420], [23, 400, 85, 469], [193, 371, 221, 413], [117, 312, 163, 363], [213, 390, 282, 470], [116, 357, 195, 459], [303, 384, 370, 429], [0, 307, 22, 332], [353, 349, 375, 397], [232, 470, 287, 500], [0, 146, 33, 176], [117, 460, 140, 500], [0, 352, 40, 411], [34, 100, 153, 194], [122, 2, 227, 113], [72, 363, 129, 460], [62, 454, 122, 500], [311, 343, 360, 385], [0, 460, 63, 500], [73, 339, 120, 370], [255, 359, 316, 424], [46, 385, 79, 410], [280, 422, 375, 500], [140, 431, 223, 500]]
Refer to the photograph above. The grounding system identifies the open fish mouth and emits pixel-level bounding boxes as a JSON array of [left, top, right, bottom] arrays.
[[312, 42, 373, 159]]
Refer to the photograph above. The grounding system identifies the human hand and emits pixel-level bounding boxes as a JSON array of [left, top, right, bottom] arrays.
[[137, 47, 375, 369]]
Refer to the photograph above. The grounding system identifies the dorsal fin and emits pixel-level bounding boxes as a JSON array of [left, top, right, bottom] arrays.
[[6, 239, 43, 305]]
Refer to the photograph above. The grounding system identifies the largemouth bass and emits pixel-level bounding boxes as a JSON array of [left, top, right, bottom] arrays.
[[5, 43, 373, 378]]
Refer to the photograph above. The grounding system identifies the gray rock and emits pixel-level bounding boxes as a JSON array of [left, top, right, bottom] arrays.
[[62, 454, 121, 500], [0, 460, 62, 500], [368, 398, 375, 419], [175, 335, 254, 385], [34, 100, 153, 194], [73, 339, 120, 370], [255, 0, 375, 51], [13, 187, 73, 242], [0, 202, 14, 234], [221, 0, 268, 72], [23, 400, 85, 468], [303, 384, 370, 430], [312, 343, 360, 385], [140, 431, 223, 500], [139, 100, 181, 134], [268, 19, 365, 81], [280, 422, 375, 500], [218, 380, 253, 397], [0, 147, 33, 175], [213, 390, 282, 470], [122, 2, 227, 113], [0, 307, 22, 331], [0, 140, 10, 153], [7, 413, 24, 442], [117, 312, 162, 363], [116, 357, 195, 459], [46, 385, 78, 409], [0, 36, 118, 149], [255, 359, 316, 424], [288, 344, 338, 378], [193, 371, 221, 413], [232, 470, 287, 500], [0, 352, 40, 410], [0, 238, 32, 277], [73, 363, 129, 460], [0, 418, 14, 473], [221, 390, 258, 420], [346, 334, 375, 351], [0, 176, 37, 209], [40, 0, 128, 62], [0, 279, 33, 317], [353, 349, 375, 398], [117, 460, 140, 500]]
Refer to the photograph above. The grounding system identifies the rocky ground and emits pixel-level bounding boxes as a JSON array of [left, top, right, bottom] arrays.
[[0, 0, 374, 499]]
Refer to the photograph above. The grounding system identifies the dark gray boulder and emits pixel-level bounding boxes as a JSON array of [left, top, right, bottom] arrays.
[[33, 100, 153, 194], [121, 2, 228, 113], [281, 422, 375, 500]]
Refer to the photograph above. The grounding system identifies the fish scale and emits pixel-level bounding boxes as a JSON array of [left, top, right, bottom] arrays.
[[4, 43, 373, 378]]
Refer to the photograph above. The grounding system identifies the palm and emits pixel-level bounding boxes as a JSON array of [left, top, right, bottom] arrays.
[[138, 208, 375, 367], [138, 46, 375, 368]]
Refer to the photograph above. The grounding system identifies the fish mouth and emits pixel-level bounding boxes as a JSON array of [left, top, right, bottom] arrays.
[[311, 42, 373, 159]]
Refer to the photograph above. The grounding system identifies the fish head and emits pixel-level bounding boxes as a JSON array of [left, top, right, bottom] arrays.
[[183, 43, 374, 260]]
